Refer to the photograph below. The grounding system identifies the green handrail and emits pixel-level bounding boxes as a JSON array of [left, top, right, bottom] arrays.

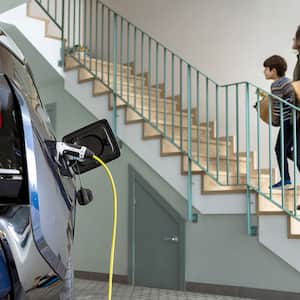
[[34, 0, 300, 230]]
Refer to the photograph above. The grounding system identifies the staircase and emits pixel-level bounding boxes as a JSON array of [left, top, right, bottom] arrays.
[[1, 0, 300, 273]]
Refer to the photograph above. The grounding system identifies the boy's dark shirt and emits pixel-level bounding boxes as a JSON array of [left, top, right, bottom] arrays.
[[294, 54, 300, 81], [271, 77, 294, 125]]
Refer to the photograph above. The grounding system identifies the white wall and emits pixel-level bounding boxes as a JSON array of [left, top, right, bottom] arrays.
[[101, 0, 299, 86]]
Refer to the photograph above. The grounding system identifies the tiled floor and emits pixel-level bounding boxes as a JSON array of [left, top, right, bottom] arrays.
[[74, 279, 253, 300]]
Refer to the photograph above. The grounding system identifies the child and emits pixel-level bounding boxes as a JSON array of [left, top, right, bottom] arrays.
[[263, 55, 295, 189]]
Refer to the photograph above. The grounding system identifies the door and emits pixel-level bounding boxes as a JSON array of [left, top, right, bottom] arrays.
[[129, 167, 185, 290]]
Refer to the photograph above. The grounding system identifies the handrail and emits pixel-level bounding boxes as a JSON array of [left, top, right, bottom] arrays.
[[33, 0, 300, 230]]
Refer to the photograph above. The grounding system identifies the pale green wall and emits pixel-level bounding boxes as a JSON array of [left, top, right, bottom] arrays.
[[1, 10, 300, 294], [0, 0, 25, 14]]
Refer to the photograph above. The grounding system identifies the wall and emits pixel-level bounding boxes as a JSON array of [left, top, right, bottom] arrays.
[[101, 0, 299, 86], [2, 5, 300, 294]]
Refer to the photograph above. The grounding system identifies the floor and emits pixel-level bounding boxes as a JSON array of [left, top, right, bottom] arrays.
[[74, 279, 253, 300]]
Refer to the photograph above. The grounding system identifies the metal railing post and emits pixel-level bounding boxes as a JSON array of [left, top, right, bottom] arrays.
[[187, 65, 193, 221], [59, 0, 65, 67], [245, 83, 254, 235], [113, 12, 118, 135]]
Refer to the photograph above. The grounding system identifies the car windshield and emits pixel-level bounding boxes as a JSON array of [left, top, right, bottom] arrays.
[[0, 37, 55, 139]]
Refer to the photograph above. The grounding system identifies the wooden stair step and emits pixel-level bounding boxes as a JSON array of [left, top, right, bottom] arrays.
[[78, 67, 94, 82], [114, 92, 176, 107], [103, 80, 161, 97], [64, 55, 80, 70], [288, 216, 300, 239], [257, 188, 300, 214], [100, 73, 146, 89], [143, 122, 212, 139], [93, 79, 110, 96], [202, 172, 273, 193], [108, 94, 176, 111], [126, 108, 196, 125], [78, 53, 130, 72], [161, 139, 228, 157], [181, 154, 249, 174]]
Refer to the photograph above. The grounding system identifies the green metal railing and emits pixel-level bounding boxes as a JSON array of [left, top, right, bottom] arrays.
[[34, 0, 300, 234]]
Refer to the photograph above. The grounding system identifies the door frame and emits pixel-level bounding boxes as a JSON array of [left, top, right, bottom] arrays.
[[128, 165, 185, 290]]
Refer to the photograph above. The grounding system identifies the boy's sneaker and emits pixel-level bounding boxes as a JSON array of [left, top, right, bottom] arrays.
[[270, 180, 293, 190]]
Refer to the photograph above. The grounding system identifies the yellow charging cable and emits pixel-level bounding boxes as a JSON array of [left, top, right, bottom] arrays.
[[92, 155, 117, 300]]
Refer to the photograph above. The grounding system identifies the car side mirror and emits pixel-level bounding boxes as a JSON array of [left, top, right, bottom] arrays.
[[62, 119, 120, 174]]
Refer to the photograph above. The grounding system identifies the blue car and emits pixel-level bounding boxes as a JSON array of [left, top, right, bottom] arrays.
[[0, 29, 120, 300]]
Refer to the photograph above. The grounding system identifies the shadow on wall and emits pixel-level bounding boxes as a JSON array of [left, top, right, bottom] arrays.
[[0, 0, 25, 14]]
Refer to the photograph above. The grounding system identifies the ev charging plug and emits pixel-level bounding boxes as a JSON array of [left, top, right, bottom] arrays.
[[55, 142, 94, 162]]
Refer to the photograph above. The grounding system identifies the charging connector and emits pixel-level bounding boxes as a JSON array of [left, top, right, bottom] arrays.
[[56, 142, 94, 161]]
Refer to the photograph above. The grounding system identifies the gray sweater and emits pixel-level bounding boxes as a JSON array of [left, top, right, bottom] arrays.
[[294, 54, 300, 81]]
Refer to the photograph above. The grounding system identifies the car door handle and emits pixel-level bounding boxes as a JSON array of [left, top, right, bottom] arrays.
[[163, 235, 179, 243]]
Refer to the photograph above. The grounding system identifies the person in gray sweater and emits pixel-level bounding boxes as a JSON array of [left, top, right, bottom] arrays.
[[293, 25, 300, 81]]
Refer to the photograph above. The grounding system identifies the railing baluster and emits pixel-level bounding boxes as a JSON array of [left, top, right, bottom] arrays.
[[172, 54, 175, 142], [225, 86, 229, 185], [67, 0, 70, 49], [293, 109, 297, 215], [77, 0, 81, 62], [61, 0, 65, 66], [155, 43, 159, 127], [95, 1, 99, 76], [245, 82, 252, 235], [206, 78, 209, 172], [73, 0, 76, 50], [163, 47, 167, 136], [133, 27, 137, 109], [113, 12, 118, 134], [83, 0, 87, 66], [256, 90, 261, 190], [120, 18, 123, 98], [180, 59, 183, 149], [268, 95, 273, 200], [89, 0, 93, 71], [107, 9, 111, 86], [55, 0, 57, 22], [216, 84, 219, 181], [148, 37, 152, 122], [280, 101, 285, 207], [127, 23, 130, 104], [101, 4, 104, 81], [235, 84, 240, 184], [187, 64, 192, 221], [141, 32, 144, 115], [196, 71, 200, 165]]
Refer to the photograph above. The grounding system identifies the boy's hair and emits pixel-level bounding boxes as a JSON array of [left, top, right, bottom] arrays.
[[263, 55, 287, 77]]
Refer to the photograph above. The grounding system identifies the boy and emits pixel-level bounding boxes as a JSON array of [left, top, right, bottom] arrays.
[[263, 55, 295, 189]]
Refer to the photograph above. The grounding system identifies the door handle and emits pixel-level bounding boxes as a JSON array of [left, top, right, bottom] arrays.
[[163, 235, 179, 243]]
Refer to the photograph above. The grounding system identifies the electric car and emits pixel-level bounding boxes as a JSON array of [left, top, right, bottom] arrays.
[[0, 29, 120, 299]]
